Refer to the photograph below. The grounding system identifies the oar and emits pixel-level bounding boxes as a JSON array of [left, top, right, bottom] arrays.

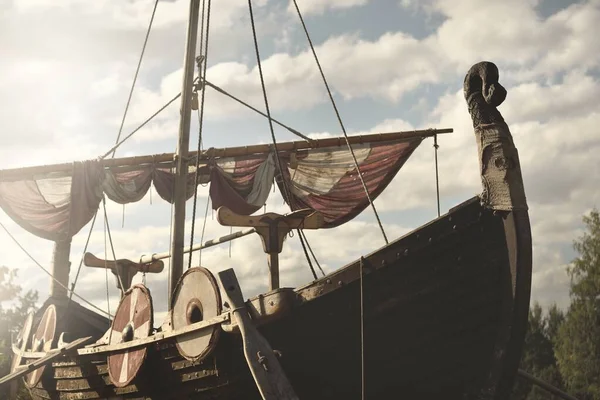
[[0, 336, 93, 389], [218, 269, 299, 400]]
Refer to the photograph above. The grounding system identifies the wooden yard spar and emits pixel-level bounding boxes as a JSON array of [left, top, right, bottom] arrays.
[[0, 128, 452, 182]]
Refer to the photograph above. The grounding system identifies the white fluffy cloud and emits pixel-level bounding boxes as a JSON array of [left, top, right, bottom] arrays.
[[129, 0, 600, 131], [289, 0, 369, 16]]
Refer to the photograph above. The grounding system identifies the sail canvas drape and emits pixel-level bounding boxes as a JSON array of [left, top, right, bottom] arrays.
[[209, 153, 275, 215], [0, 162, 210, 241], [0, 136, 422, 241], [0, 162, 104, 241], [204, 138, 423, 228], [277, 138, 423, 227]]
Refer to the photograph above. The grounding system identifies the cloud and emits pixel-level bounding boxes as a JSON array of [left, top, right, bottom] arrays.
[[288, 0, 369, 16], [132, 30, 447, 129], [406, 0, 600, 79]]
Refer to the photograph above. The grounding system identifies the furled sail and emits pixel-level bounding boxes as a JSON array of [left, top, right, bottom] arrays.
[[210, 137, 423, 228], [280, 138, 421, 227], [0, 162, 104, 241], [0, 133, 425, 241]]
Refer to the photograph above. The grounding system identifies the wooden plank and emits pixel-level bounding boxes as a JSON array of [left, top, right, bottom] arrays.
[[218, 268, 299, 400], [0, 336, 93, 388], [77, 312, 229, 356]]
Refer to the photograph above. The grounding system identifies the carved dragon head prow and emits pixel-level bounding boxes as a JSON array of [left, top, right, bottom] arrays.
[[464, 61, 507, 128], [464, 61, 528, 211]]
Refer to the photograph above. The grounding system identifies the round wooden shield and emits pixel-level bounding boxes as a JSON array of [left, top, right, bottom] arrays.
[[107, 284, 153, 388], [171, 267, 221, 361], [11, 312, 34, 374], [26, 305, 57, 388]]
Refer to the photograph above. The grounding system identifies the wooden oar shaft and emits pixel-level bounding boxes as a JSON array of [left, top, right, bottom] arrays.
[[517, 370, 580, 400], [0, 336, 92, 389], [138, 228, 256, 264], [0, 128, 452, 181]]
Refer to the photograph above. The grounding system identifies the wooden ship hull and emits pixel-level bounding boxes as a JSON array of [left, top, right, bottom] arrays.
[[20, 193, 532, 400]]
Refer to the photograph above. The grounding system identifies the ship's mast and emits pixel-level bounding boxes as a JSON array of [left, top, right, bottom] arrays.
[[169, 0, 202, 303]]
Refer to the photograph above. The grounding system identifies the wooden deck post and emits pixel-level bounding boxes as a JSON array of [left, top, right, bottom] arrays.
[[50, 239, 71, 298]]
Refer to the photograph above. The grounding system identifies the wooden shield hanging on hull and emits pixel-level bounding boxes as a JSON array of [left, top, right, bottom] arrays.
[[26, 305, 57, 388], [171, 267, 222, 361], [107, 284, 153, 388]]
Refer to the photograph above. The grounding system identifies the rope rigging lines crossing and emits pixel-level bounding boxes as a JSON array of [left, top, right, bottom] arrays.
[[188, 0, 212, 270], [0, 219, 113, 318], [110, 0, 160, 160]]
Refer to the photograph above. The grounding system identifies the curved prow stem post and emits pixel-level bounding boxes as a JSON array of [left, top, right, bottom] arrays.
[[464, 61, 532, 398]]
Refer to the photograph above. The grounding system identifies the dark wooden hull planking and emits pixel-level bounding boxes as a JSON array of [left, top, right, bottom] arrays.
[[24, 195, 531, 400]]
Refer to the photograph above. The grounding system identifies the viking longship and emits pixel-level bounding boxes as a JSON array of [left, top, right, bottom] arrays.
[[0, 1, 532, 399]]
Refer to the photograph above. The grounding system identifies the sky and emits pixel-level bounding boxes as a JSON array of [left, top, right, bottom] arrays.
[[0, 0, 599, 325]]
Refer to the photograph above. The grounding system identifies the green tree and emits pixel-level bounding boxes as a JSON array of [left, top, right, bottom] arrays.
[[0, 266, 38, 400], [511, 303, 566, 400], [556, 208, 600, 399], [546, 304, 565, 346]]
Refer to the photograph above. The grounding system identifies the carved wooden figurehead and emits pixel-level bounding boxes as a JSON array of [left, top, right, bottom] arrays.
[[217, 206, 324, 290], [83, 253, 164, 292], [464, 61, 528, 211]]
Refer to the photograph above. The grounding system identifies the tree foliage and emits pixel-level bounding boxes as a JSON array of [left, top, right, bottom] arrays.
[[0, 266, 38, 400], [511, 303, 565, 400], [555, 208, 600, 399], [512, 208, 600, 399], [568, 209, 600, 300]]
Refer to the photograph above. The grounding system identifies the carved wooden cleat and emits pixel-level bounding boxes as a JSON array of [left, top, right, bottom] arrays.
[[83, 253, 164, 292], [217, 206, 324, 290]]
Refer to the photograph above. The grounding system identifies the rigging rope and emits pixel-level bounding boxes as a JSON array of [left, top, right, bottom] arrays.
[[198, 196, 211, 267], [434, 134, 441, 217], [203, 80, 314, 142], [359, 257, 366, 400], [247, 0, 322, 280], [110, 0, 160, 159], [103, 201, 111, 316], [99, 76, 313, 160], [69, 211, 98, 299], [65, 0, 159, 311], [291, 3, 371, 398], [102, 197, 124, 295], [100, 87, 190, 160], [0, 219, 113, 318], [168, 199, 174, 301], [292, 0, 388, 245], [247, 0, 291, 204], [300, 229, 325, 276], [298, 231, 317, 280], [198, 0, 207, 58], [189, 0, 212, 270]]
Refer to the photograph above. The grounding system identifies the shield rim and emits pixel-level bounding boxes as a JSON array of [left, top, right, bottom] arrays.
[[170, 267, 222, 361]]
